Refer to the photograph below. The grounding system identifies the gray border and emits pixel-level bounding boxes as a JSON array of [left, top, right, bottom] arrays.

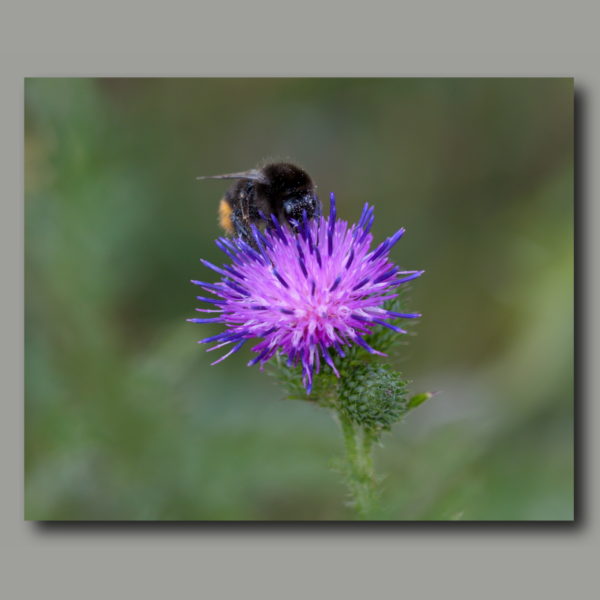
[[4, 1, 595, 598]]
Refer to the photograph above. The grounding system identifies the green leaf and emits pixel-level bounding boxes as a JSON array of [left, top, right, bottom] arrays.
[[406, 391, 436, 412]]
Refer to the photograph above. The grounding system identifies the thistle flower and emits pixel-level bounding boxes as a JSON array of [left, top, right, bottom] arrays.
[[189, 193, 423, 394]]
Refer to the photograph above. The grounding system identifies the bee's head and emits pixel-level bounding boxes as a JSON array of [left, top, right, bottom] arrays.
[[283, 194, 320, 224], [257, 162, 320, 227]]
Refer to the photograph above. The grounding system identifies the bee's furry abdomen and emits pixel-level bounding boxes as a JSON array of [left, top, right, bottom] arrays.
[[218, 197, 235, 234]]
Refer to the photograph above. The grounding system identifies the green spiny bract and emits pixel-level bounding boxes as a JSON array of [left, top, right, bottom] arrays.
[[338, 364, 409, 433], [269, 353, 339, 407]]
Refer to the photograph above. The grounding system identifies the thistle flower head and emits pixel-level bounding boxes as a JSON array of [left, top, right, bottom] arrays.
[[189, 193, 423, 394]]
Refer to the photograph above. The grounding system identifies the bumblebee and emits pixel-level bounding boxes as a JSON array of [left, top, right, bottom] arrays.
[[197, 162, 321, 246]]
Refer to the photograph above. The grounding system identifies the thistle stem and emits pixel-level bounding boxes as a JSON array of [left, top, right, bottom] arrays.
[[338, 411, 378, 520]]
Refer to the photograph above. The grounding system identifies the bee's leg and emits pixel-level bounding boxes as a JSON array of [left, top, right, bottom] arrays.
[[230, 211, 258, 249], [240, 184, 252, 221]]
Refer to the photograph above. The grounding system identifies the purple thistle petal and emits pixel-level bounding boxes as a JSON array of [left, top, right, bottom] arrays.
[[255, 227, 273, 251], [290, 218, 306, 241], [211, 340, 246, 365], [350, 313, 374, 323], [314, 245, 322, 268], [205, 339, 238, 352], [199, 330, 243, 344], [199, 286, 223, 297], [247, 346, 271, 367], [390, 270, 425, 286], [320, 343, 340, 377], [345, 248, 355, 269], [271, 267, 289, 289], [298, 259, 308, 279], [251, 225, 271, 263], [196, 296, 226, 305], [352, 277, 370, 291], [387, 227, 405, 249], [358, 214, 375, 243], [191, 280, 221, 290], [200, 259, 229, 277], [329, 192, 337, 224], [296, 240, 308, 278], [352, 334, 387, 356], [373, 265, 399, 285], [327, 193, 336, 256], [287, 348, 297, 367], [222, 264, 245, 280], [259, 347, 279, 371], [187, 317, 223, 324], [329, 276, 342, 292], [236, 238, 265, 264], [218, 237, 238, 253], [332, 339, 346, 358], [303, 210, 314, 248], [357, 203, 370, 229], [302, 209, 309, 237], [367, 228, 405, 262], [372, 318, 407, 334], [215, 239, 243, 266], [223, 280, 249, 296], [270, 214, 288, 245], [368, 239, 391, 263], [295, 238, 306, 263]]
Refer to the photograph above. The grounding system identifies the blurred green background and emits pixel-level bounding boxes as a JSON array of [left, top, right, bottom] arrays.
[[24, 78, 573, 520]]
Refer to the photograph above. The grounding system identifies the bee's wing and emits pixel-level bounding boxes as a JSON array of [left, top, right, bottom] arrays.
[[197, 169, 268, 184]]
